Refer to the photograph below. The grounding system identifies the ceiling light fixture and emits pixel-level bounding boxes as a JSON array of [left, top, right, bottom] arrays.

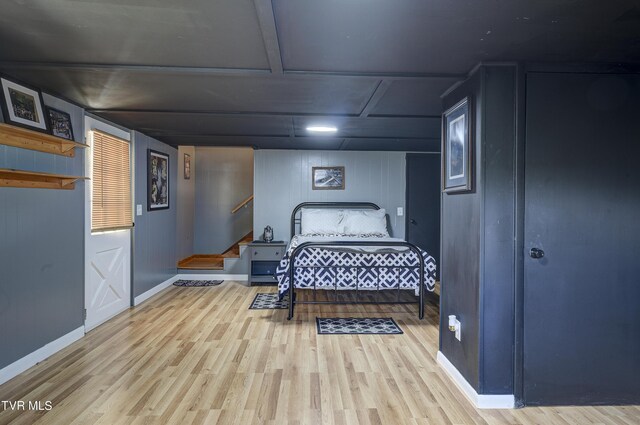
[[306, 125, 338, 133]]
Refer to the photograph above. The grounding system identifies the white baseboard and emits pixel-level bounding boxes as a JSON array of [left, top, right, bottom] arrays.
[[134, 275, 180, 306], [437, 351, 515, 409], [0, 326, 85, 386], [177, 273, 248, 281]]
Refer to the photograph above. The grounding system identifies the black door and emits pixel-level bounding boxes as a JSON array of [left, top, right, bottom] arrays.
[[523, 73, 640, 404], [406, 153, 440, 278]]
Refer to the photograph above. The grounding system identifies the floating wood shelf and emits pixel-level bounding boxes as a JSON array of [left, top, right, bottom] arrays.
[[0, 168, 88, 190], [0, 123, 89, 157]]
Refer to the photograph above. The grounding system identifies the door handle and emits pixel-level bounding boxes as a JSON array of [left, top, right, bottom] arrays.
[[410, 219, 417, 225], [530, 248, 545, 259]]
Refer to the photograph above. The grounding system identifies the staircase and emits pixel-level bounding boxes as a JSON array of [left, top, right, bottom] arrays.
[[178, 232, 253, 271]]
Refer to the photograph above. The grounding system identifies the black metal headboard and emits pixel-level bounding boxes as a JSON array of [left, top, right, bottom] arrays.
[[290, 202, 381, 237]]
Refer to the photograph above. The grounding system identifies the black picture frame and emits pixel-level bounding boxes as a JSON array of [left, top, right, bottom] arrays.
[[184, 153, 191, 180], [312, 166, 345, 190], [148, 149, 170, 211], [442, 97, 473, 193], [0, 75, 50, 134], [46, 107, 75, 141]]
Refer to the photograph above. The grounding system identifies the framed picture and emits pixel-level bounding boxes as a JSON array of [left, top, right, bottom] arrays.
[[0, 76, 49, 133], [312, 166, 345, 190], [184, 153, 191, 180], [148, 149, 169, 211], [442, 97, 473, 193], [47, 107, 74, 140]]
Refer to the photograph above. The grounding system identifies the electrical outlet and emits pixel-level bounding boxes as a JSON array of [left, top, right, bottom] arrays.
[[397, 207, 404, 217]]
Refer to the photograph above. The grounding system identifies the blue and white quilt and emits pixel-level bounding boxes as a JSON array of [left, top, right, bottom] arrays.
[[276, 235, 437, 298]]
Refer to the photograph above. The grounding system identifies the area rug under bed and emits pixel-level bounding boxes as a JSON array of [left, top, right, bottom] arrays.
[[249, 293, 288, 309]]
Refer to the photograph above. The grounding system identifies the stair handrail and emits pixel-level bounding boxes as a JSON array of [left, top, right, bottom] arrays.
[[231, 194, 254, 214]]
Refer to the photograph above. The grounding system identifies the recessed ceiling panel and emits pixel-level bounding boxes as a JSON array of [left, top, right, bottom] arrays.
[[341, 138, 441, 152], [293, 117, 440, 139], [0, 67, 378, 115], [371, 80, 460, 117], [95, 112, 293, 137], [274, 0, 640, 74], [0, 0, 270, 69]]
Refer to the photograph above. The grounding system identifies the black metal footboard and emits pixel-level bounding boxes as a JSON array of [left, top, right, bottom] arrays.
[[287, 241, 426, 320]]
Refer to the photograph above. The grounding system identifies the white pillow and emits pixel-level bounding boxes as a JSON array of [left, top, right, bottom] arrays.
[[341, 209, 389, 236], [300, 208, 344, 235]]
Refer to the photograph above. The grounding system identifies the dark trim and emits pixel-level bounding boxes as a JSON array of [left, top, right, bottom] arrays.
[[359, 80, 392, 117], [0, 60, 466, 80], [253, 0, 284, 74], [513, 63, 527, 407]]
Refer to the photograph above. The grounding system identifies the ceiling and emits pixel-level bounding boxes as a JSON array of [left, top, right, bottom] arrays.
[[1, 0, 639, 151]]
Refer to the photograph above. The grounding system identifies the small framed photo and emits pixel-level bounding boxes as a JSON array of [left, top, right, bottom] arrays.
[[0, 76, 49, 133], [442, 97, 473, 193], [184, 153, 191, 180], [148, 149, 170, 211], [312, 166, 345, 190], [47, 107, 74, 140]]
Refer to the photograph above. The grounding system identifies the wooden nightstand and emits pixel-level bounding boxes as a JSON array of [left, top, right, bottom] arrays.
[[248, 241, 287, 286]]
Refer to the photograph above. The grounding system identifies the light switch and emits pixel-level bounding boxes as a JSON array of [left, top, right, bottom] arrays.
[[136, 205, 143, 216], [396, 207, 404, 217]]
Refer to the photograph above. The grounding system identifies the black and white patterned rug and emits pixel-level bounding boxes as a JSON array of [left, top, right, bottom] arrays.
[[249, 293, 288, 309], [316, 317, 403, 335], [173, 279, 223, 287]]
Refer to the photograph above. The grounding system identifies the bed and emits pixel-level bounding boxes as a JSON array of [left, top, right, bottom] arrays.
[[276, 202, 437, 319]]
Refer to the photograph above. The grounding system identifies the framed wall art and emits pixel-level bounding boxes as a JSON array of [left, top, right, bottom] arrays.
[[0, 75, 49, 133], [442, 97, 473, 193], [312, 166, 345, 190], [184, 153, 191, 180], [148, 149, 169, 210], [47, 107, 74, 140]]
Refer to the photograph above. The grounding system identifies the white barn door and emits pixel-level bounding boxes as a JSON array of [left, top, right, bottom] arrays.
[[84, 116, 132, 331]]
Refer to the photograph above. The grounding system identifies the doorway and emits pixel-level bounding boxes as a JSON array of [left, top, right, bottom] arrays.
[[405, 153, 441, 298], [84, 117, 132, 331], [522, 73, 640, 404]]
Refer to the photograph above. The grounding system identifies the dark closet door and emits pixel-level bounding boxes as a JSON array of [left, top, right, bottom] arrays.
[[523, 73, 640, 405], [406, 153, 440, 277]]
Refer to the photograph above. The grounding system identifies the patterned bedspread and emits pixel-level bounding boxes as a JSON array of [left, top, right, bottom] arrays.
[[276, 235, 437, 298]]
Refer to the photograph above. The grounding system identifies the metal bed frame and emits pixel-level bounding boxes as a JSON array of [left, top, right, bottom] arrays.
[[286, 202, 426, 320]]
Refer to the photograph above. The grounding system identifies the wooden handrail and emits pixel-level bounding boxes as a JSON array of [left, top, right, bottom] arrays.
[[231, 194, 254, 214]]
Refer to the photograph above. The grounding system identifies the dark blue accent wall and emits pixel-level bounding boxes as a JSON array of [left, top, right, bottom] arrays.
[[0, 94, 85, 370], [440, 65, 519, 395], [132, 132, 178, 298]]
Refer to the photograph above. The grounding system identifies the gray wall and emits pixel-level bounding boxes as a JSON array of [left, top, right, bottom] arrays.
[[0, 94, 85, 370], [177, 146, 195, 259], [194, 147, 253, 253], [132, 132, 178, 298], [254, 150, 408, 242]]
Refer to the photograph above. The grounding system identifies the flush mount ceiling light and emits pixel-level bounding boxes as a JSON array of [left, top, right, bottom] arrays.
[[306, 125, 338, 133]]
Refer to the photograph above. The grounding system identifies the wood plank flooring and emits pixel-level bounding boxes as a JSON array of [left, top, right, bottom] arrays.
[[0, 282, 638, 425]]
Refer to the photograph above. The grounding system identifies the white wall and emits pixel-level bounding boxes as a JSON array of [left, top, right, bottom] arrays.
[[254, 150, 407, 242]]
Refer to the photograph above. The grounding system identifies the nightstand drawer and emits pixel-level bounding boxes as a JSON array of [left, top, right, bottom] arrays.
[[251, 246, 284, 260]]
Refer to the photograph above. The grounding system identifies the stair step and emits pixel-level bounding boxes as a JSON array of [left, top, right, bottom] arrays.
[[178, 255, 224, 270], [177, 231, 253, 270]]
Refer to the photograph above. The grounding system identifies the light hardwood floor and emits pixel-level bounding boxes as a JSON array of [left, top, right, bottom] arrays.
[[0, 282, 638, 425]]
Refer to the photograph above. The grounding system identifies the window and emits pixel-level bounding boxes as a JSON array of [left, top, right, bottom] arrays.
[[90, 130, 132, 231]]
